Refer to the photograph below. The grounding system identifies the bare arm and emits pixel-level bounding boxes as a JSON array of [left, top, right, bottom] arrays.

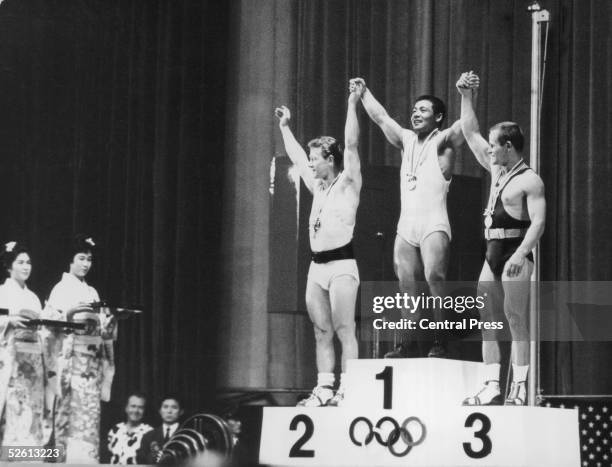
[[506, 175, 546, 277], [351, 78, 405, 149], [439, 118, 465, 151], [457, 73, 490, 171], [517, 176, 546, 256], [275, 106, 315, 192], [343, 90, 362, 187]]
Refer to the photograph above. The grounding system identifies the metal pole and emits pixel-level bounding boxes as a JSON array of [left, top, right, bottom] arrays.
[[527, 2, 550, 406]]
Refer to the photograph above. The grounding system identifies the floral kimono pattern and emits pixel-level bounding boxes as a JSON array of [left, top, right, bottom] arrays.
[[45, 273, 116, 463], [0, 278, 55, 450]]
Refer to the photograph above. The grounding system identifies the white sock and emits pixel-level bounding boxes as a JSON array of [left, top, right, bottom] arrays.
[[317, 372, 335, 388], [512, 364, 529, 383], [338, 373, 346, 391], [484, 363, 501, 383]]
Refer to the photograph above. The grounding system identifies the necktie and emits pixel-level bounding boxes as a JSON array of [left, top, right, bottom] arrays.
[[164, 426, 170, 442]]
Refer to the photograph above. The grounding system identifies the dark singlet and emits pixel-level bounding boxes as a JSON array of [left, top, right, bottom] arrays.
[[485, 167, 534, 276]]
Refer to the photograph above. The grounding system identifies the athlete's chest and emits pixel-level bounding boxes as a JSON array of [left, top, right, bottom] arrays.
[[498, 177, 528, 212]]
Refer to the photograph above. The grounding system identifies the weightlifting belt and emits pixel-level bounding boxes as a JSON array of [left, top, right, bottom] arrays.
[[311, 242, 355, 264], [484, 228, 528, 240]]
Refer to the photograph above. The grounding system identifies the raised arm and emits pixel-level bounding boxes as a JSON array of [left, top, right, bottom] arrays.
[[350, 78, 404, 149], [440, 118, 465, 151], [457, 72, 491, 171], [275, 106, 315, 192], [343, 88, 362, 188], [505, 174, 546, 277]]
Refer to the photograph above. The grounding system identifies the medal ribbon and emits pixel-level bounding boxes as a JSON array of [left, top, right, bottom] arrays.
[[407, 129, 439, 178], [313, 172, 342, 234], [483, 159, 527, 217]]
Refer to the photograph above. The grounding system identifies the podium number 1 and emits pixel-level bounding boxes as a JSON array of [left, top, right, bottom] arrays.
[[375, 366, 393, 409]]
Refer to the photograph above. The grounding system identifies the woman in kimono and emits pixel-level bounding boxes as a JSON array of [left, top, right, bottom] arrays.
[[0, 241, 54, 448], [45, 234, 116, 463]]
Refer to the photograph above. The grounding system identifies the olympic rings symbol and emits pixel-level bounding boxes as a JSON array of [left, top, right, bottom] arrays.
[[348, 416, 427, 457]]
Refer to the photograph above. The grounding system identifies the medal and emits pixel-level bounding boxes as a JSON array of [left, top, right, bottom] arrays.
[[311, 173, 342, 237], [406, 175, 417, 191], [405, 129, 439, 191], [483, 159, 526, 229]]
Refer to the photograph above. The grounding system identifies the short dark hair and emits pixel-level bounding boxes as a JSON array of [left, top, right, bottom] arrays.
[[2, 242, 30, 273], [414, 95, 447, 127], [307, 136, 343, 170], [159, 394, 183, 410], [489, 122, 525, 152]]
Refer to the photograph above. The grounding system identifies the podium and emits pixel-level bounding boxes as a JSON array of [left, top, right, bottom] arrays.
[[259, 359, 580, 466]]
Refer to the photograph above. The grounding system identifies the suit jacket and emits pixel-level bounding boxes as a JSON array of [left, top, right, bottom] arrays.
[[136, 426, 166, 464]]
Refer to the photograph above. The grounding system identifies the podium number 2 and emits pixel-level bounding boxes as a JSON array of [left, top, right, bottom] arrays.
[[289, 414, 315, 458], [463, 412, 492, 458], [375, 366, 393, 409]]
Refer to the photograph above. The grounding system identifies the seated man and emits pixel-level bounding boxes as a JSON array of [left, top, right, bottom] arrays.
[[107, 393, 153, 464], [136, 395, 184, 464], [457, 72, 545, 405]]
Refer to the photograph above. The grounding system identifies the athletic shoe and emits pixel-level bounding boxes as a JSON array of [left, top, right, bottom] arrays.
[[327, 389, 345, 407], [505, 381, 527, 405], [427, 341, 448, 358], [384, 342, 418, 358], [462, 381, 503, 406], [296, 385, 334, 407]]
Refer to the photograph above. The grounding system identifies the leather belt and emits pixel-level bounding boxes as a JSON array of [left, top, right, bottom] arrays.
[[484, 228, 527, 240]]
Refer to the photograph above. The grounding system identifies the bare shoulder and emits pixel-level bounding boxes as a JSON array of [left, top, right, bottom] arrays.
[[521, 169, 545, 193]]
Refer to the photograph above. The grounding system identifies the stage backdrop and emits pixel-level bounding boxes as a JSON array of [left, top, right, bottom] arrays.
[[220, 0, 612, 397], [0, 0, 611, 424]]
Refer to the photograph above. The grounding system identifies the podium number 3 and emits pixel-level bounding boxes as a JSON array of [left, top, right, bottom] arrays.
[[289, 414, 315, 458], [375, 366, 393, 409], [463, 412, 492, 458]]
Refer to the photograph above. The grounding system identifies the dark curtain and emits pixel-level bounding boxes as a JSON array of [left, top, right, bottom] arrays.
[[539, 0, 612, 395], [259, 0, 612, 395], [0, 0, 229, 421], [295, 0, 532, 176]]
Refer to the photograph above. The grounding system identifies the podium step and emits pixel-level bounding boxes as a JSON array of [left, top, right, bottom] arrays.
[[259, 406, 580, 466], [343, 358, 483, 410]]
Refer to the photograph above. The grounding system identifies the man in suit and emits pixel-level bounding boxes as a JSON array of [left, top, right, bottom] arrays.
[[136, 395, 184, 464]]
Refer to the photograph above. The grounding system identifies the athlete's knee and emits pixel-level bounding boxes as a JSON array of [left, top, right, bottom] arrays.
[[334, 321, 356, 342], [313, 325, 334, 345]]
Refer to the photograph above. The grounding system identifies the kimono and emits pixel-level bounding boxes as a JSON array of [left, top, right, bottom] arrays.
[[45, 272, 116, 463], [0, 278, 54, 448]]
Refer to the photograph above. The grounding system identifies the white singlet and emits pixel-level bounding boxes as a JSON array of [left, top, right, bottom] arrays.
[[307, 171, 360, 290], [308, 171, 357, 252], [397, 129, 451, 247]]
